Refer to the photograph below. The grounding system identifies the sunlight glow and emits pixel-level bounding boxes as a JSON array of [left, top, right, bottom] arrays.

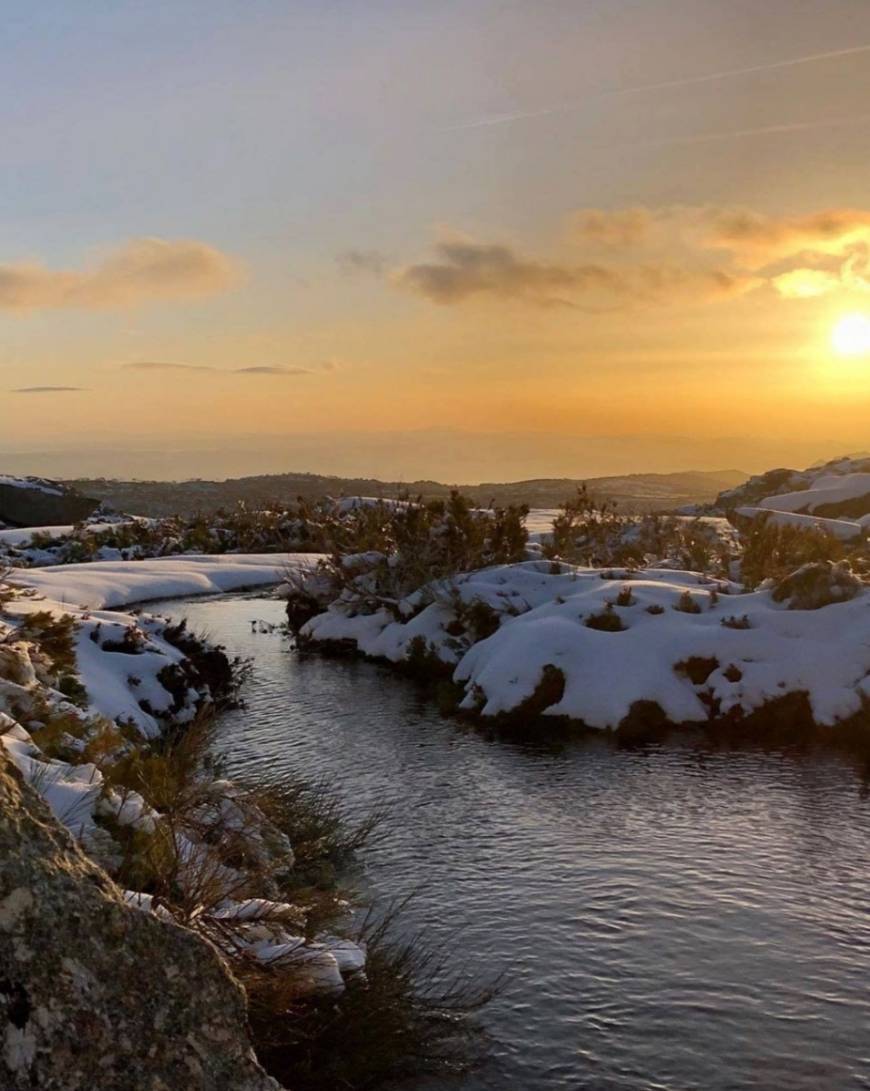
[[831, 313, 870, 357]]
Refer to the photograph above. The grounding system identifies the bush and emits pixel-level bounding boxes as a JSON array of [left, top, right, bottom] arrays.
[[585, 605, 626, 632], [315, 492, 528, 615], [740, 517, 848, 590], [721, 614, 752, 630], [674, 591, 701, 615]]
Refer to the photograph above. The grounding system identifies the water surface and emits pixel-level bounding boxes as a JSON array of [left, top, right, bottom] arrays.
[[152, 593, 870, 1091]]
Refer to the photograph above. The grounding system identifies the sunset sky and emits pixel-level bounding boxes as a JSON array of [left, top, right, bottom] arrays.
[[3, 0, 870, 481]]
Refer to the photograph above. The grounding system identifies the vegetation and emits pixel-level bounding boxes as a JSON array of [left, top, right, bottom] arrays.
[[739, 516, 852, 589], [298, 492, 528, 617]]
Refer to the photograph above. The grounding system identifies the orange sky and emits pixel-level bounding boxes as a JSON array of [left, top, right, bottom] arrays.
[[2, 1, 870, 480]]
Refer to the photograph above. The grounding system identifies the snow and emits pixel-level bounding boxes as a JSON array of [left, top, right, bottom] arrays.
[[757, 473, 870, 515], [736, 506, 864, 541], [0, 474, 63, 496], [0, 521, 137, 548], [303, 560, 870, 730], [9, 552, 326, 609]]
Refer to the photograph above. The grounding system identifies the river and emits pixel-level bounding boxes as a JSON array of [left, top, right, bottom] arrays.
[[151, 592, 870, 1091]]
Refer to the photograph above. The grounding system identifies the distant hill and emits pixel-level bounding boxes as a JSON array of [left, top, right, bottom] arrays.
[[62, 468, 749, 519]]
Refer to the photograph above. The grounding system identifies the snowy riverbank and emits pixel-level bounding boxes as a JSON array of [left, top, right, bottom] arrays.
[[9, 552, 325, 609], [301, 559, 870, 734]]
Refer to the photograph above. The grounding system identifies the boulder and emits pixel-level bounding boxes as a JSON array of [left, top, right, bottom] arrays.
[[0, 476, 98, 529], [771, 560, 864, 610], [0, 748, 281, 1091]]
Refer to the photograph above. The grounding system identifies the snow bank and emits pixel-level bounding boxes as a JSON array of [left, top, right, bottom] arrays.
[[302, 560, 870, 731], [757, 472, 870, 515], [736, 506, 864, 541], [10, 552, 326, 609], [0, 474, 63, 496]]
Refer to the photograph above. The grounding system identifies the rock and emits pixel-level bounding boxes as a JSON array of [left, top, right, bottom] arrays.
[[0, 476, 98, 529], [0, 749, 282, 1091], [771, 561, 864, 610]]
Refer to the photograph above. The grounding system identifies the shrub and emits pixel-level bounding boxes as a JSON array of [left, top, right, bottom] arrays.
[[740, 517, 848, 590], [721, 614, 752, 630], [674, 591, 701, 615], [585, 605, 626, 632], [315, 492, 528, 615]]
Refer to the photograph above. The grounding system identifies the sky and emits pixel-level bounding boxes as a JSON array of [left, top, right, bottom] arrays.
[[2, 0, 870, 482]]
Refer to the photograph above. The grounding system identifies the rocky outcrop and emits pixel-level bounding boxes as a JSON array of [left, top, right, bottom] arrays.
[[0, 749, 281, 1091], [0, 477, 98, 529]]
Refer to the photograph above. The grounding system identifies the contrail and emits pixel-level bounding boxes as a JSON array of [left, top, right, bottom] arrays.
[[449, 42, 870, 131], [626, 112, 870, 150]]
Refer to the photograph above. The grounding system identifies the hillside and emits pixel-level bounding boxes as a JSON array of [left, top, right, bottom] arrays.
[[64, 468, 748, 518]]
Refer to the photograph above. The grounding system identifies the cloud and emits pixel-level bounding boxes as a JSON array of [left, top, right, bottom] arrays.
[[395, 204, 870, 310], [448, 43, 870, 130], [125, 361, 316, 376], [700, 207, 870, 265], [0, 238, 240, 312], [395, 235, 757, 309], [12, 386, 87, 393], [770, 268, 843, 299], [124, 360, 216, 372], [573, 208, 653, 247], [337, 249, 387, 276], [234, 366, 312, 375]]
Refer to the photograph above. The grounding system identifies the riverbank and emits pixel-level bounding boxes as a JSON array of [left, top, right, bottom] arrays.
[[0, 563, 431, 1089], [298, 559, 870, 743]]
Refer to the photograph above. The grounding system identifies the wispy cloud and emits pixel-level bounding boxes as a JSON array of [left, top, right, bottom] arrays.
[[449, 43, 870, 130], [124, 361, 317, 375], [235, 365, 313, 375], [337, 249, 387, 276], [0, 238, 240, 312], [12, 386, 87, 393], [125, 360, 216, 372]]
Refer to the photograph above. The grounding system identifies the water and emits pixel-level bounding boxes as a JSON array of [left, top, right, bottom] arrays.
[[152, 593, 870, 1091]]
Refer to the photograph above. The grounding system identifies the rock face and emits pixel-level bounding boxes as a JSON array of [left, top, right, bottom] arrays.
[[0, 476, 98, 529], [0, 751, 281, 1091]]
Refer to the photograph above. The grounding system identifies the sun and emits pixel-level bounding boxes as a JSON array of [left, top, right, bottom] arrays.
[[831, 313, 870, 357]]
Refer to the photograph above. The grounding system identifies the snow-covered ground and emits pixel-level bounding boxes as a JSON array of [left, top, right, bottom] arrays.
[[302, 560, 870, 730], [718, 457, 870, 539], [10, 552, 325, 609], [0, 521, 139, 548]]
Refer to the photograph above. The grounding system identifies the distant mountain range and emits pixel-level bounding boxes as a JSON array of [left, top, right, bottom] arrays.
[[64, 468, 749, 518]]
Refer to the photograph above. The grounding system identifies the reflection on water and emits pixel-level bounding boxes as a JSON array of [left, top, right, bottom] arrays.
[[152, 594, 870, 1091]]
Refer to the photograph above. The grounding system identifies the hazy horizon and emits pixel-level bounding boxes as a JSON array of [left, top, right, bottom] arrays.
[[1, 428, 865, 484]]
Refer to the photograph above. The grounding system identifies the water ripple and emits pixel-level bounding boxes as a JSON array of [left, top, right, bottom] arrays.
[[153, 595, 870, 1091]]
